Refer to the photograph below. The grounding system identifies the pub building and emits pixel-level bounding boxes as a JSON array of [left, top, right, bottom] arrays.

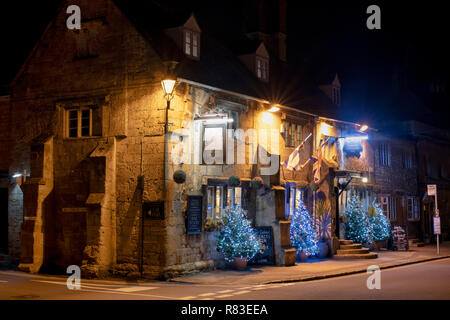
[[0, 0, 446, 278]]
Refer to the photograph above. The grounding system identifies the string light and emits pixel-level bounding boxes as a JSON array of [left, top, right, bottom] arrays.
[[369, 201, 391, 241], [290, 200, 319, 256], [344, 195, 372, 245], [217, 206, 262, 262]]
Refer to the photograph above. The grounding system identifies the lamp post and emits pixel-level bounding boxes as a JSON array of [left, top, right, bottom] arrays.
[[161, 78, 176, 134]]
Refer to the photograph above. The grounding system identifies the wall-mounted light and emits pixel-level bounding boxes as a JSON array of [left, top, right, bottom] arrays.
[[362, 177, 368, 183], [359, 124, 369, 132], [267, 105, 280, 113], [343, 135, 369, 141], [161, 79, 176, 99], [261, 112, 274, 124], [12, 173, 22, 178]]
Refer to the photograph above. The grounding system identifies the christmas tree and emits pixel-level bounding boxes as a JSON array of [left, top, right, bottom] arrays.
[[344, 195, 372, 245], [217, 206, 262, 262], [368, 201, 391, 241], [290, 200, 319, 256]]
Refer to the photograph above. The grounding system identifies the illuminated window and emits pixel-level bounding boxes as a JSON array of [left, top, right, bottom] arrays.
[[402, 151, 412, 169], [202, 124, 226, 164], [256, 57, 268, 81], [207, 185, 224, 219], [184, 30, 200, 58], [284, 121, 303, 147], [66, 106, 102, 138], [227, 187, 242, 207]]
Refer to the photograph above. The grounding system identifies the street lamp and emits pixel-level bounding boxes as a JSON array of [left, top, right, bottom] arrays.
[[161, 78, 176, 134], [359, 124, 369, 132]]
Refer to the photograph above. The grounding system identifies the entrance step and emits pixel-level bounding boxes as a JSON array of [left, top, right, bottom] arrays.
[[334, 253, 378, 259], [340, 243, 363, 250], [337, 248, 370, 255], [339, 240, 354, 245], [408, 238, 424, 247]]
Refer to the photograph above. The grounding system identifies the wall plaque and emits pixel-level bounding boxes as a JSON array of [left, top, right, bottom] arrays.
[[187, 195, 202, 234]]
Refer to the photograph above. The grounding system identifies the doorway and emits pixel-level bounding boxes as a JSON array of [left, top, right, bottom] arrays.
[[0, 188, 8, 254]]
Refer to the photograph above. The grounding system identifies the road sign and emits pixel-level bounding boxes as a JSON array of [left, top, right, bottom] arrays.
[[427, 184, 436, 196], [434, 217, 441, 235]]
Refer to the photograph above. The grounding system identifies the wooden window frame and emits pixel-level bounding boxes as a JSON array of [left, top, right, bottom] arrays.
[[201, 123, 227, 165], [66, 106, 96, 138], [184, 29, 200, 59]]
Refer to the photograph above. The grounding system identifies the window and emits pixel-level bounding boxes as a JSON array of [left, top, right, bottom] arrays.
[[380, 195, 396, 221], [202, 124, 226, 164], [402, 151, 412, 169], [207, 185, 224, 219], [379, 143, 390, 166], [66, 106, 102, 138], [332, 87, 340, 105], [284, 121, 303, 148], [184, 29, 200, 58], [207, 185, 243, 220], [407, 196, 420, 221], [227, 187, 242, 207], [256, 57, 269, 81]]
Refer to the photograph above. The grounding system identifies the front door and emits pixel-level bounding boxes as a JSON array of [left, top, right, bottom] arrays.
[[0, 188, 8, 254]]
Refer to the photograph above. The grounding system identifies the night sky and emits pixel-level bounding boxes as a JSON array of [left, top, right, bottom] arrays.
[[1, 1, 449, 129]]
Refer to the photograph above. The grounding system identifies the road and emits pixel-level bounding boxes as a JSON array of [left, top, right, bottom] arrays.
[[0, 258, 449, 300]]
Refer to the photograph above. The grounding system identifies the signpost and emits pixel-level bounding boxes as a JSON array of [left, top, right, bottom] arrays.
[[428, 184, 439, 255]]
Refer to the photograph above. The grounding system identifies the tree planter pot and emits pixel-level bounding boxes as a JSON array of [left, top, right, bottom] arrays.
[[373, 240, 386, 251], [296, 251, 308, 262], [233, 257, 247, 270], [317, 241, 329, 258]]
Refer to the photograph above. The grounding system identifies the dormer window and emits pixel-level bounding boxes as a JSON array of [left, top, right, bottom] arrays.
[[184, 29, 200, 58], [332, 86, 340, 106], [256, 57, 269, 81]]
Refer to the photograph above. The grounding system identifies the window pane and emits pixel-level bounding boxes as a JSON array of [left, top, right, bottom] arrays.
[[185, 31, 191, 55], [227, 188, 232, 207], [204, 127, 223, 151], [215, 186, 223, 218], [81, 109, 90, 136], [207, 187, 214, 219], [69, 110, 78, 137], [234, 187, 241, 206], [192, 33, 198, 57]]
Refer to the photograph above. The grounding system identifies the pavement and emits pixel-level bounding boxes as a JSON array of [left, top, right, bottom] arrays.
[[169, 241, 450, 285]]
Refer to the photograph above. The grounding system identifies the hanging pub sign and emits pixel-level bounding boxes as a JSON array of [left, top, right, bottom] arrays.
[[248, 226, 275, 265], [186, 195, 202, 234], [391, 224, 409, 251]]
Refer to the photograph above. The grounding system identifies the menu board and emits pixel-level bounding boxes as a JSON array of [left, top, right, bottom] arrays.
[[249, 227, 275, 265], [391, 224, 409, 251], [186, 195, 202, 234]]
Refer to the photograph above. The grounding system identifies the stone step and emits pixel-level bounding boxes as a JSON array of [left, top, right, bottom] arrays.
[[339, 240, 354, 245], [412, 242, 425, 247], [337, 248, 370, 254], [409, 238, 420, 244], [334, 253, 378, 260], [340, 243, 363, 249]]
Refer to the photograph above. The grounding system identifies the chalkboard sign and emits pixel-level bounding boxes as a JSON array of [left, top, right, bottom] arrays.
[[186, 195, 202, 234], [391, 224, 409, 251], [248, 227, 275, 265]]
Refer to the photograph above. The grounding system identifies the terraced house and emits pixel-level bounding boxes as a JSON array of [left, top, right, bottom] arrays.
[[1, 0, 447, 278]]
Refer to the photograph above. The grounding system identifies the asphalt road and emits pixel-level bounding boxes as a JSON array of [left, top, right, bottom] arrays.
[[0, 258, 449, 300]]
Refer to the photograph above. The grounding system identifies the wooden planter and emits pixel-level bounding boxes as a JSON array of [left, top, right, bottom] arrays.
[[233, 257, 247, 270]]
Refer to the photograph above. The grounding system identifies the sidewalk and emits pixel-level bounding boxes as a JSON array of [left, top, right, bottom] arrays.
[[170, 242, 450, 285]]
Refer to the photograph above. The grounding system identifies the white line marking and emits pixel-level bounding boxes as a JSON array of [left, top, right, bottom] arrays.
[[250, 287, 267, 290], [198, 292, 216, 297], [180, 296, 197, 300], [0, 280, 8, 283], [114, 286, 157, 292], [232, 290, 251, 295], [217, 289, 234, 293]]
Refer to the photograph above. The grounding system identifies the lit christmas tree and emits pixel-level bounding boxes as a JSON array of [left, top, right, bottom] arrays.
[[290, 200, 319, 256], [344, 195, 372, 245], [368, 201, 391, 241], [217, 206, 262, 262]]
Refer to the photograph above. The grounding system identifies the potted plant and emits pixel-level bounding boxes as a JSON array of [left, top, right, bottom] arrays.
[[217, 206, 261, 270], [173, 170, 186, 184], [204, 218, 223, 232], [368, 201, 391, 250], [251, 176, 264, 189], [228, 175, 241, 187], [290, 200, 319, 261], [315, 199, 331, 258], [344, 195, 372, 246]]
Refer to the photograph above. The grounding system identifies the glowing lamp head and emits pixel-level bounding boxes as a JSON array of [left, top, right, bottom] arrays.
[[161, 79, 176, 97], [359, 124, 369, 132], [362, 177, 368, 183], [268, 105, 280, 113]]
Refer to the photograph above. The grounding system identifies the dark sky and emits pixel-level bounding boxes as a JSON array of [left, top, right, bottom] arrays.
[[1, 1, 449, 128]]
